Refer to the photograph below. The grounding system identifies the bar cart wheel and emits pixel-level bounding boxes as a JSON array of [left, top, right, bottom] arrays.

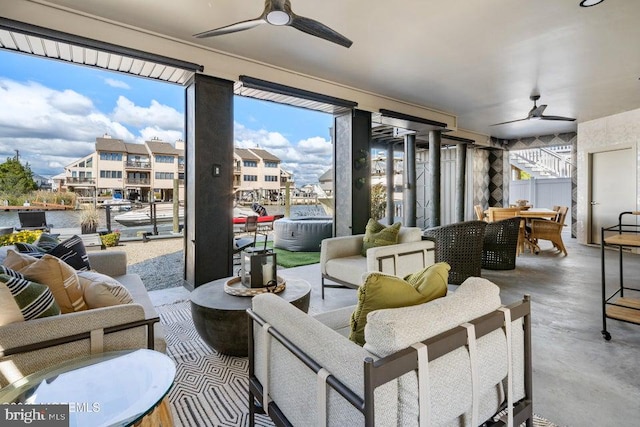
[[601, 330, 611, 341]]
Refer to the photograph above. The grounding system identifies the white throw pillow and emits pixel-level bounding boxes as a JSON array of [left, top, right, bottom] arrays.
[[79, 271, 134, 308]]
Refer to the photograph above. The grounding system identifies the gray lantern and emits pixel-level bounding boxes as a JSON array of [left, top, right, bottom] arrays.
[[240, 249, 277, 288]]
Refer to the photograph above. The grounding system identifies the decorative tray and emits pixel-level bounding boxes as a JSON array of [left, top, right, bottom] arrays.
[[224, 276, 286, 297]]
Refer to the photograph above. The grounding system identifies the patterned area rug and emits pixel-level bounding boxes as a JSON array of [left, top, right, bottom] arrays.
[[158, 301, 559, 427]]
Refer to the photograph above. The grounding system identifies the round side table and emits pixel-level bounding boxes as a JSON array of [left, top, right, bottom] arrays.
[[191, 277, 311, 357]]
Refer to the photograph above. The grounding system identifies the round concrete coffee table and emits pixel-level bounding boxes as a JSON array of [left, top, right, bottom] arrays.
[[191, 277, 311, 357]]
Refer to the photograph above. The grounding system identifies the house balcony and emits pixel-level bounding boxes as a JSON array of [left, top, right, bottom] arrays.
[[125, 161, 152, 169], [125, 178, 151, 186], [66, 177, 96, 185]]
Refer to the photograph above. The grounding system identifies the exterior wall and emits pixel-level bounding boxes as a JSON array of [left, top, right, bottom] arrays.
[[96, 154, 125, 193], [152, 155, 177, 190], [258, 159, 281, 192], [577, 108, 640, 244]]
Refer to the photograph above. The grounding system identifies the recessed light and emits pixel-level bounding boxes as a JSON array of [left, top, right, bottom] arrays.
[[580, 0, 604, 7]]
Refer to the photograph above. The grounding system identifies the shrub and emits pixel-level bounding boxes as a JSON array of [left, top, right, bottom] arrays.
[[100, 231, 121, 247], [0, 230, 43, 247]]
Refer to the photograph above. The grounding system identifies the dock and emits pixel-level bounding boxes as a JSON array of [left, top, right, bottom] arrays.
[[0, 202, 73, 211]]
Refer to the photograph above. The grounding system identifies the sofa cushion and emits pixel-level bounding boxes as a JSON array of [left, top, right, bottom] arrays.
[[349, 272, 430, 346], [35, 233, 61, 251], [16, 254, 88, 313], [47, 235, 91, 271], [403, 262, 450, 299], [363, 278, 514, 426], [15, 242, 46, 258], [361, 219, 401, 256], [79, 271, 134, 308], [15, 235, 90, 271], [3, 250, 39, 271], [0, 273, 61, 324], [325, 255, 368, 286]]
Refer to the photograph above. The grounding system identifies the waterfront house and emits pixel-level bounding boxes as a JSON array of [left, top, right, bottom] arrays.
[[63, 135, 185, 202]]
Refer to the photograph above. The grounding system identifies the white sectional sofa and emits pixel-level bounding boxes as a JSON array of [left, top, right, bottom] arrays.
[[0, 250, 164, 388]]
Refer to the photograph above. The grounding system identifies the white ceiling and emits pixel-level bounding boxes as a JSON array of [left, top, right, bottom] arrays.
[[17, 0, 640, 140]]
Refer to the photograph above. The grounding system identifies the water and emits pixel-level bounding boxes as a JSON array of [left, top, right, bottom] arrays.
[[0, 204, 330, 238]]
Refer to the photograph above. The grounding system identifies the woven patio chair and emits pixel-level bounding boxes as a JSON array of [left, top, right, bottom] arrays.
[[422, 220, 487, 285], [482, 216, 521, 270]]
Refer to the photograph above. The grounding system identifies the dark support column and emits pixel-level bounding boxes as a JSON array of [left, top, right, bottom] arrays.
[[334, 109, 371, 236], [184, 74, 234, 288], [403, 134, 417, 227], [455, 144, 467, 222], [385, 144, 395, 224], [429, 130, 442, 227]]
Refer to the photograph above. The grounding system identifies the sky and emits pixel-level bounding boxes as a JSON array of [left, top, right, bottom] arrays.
[[0, 49, 333, 186]]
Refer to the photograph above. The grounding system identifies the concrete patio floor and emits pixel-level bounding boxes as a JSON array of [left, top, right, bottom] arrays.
[[149, 234, 640, 426]]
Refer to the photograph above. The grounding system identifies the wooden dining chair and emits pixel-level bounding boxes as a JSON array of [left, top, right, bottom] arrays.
[[474, 204, 485, 221], [529, 219, 568, 256]]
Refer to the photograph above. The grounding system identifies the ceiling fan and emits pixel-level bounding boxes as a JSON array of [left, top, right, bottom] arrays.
[[491, 95, 576, 126], [193, 0, 353, 48]]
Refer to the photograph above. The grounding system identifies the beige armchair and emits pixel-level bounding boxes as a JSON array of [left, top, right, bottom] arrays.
[[320, 227, 435, 298]]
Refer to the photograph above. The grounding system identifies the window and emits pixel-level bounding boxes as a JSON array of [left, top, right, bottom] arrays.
[[265, 161, 278, 168], [265, 175, 278, 182], [155, 155, 174, 163], [243, 160, 257, 167], [71, 171, 77, 178], [243, 175, 258, 182], [155, 172, 174, 180], [86, 158, 93, 168], [100, 170, 123, 179], [99, 152, 123, 161], [78, 161, 85, 168]]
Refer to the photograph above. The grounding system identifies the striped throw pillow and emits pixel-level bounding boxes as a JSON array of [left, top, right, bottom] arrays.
[[47, 235, 91, 271], [0, 274, 61, 321], [15, 242, 46, 259]]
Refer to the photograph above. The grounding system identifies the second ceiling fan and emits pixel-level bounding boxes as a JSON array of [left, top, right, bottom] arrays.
[[193, 0, 353, 48], [491, 95, 576, 126]]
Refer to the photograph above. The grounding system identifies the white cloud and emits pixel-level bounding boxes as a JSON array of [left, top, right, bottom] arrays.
[[0, 78, 182, 177], [233, 122, 332, 185], [104, 78, 130, 90], [111, 96, 183, 130], [136, 127, 183, 145]]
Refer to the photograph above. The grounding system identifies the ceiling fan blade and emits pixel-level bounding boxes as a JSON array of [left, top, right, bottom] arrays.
[[531, 104, 547, 117], [194, 18, 266, 38], [539, 115, 576, 122], [289, 14, 353, 48], [490, 117, 529, 126]]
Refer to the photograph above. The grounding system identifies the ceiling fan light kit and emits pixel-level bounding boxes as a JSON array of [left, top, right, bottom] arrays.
[[194, 0, 352, 48], [579, 0, 605, 7]]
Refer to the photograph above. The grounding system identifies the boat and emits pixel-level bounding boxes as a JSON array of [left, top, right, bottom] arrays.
[[102, 198, 132, 212], [114, 204, 184, 226]]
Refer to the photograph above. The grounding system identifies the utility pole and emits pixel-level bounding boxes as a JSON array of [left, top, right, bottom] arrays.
[[14, 150, 19, 161]]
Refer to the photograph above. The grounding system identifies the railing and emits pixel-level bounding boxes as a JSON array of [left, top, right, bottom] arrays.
[[125, 178, 151, 185], [510, 148, 573, 178], [66, 177, 96, 184], [125, 161, 151, 169]]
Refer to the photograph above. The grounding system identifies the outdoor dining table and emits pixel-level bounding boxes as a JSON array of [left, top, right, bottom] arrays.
[[516, 208, 558, 219]]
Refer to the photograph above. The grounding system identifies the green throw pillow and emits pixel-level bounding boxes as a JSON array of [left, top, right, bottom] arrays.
[[349, 272, 429, 346], [0, 273, 61, 321], [404, 262, 450, 301], [361, 219, 401, 256]]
